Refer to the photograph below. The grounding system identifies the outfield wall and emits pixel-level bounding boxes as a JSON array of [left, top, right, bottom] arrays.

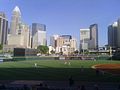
[[13, 56, 59, 61], [13, 55, 110, 61]]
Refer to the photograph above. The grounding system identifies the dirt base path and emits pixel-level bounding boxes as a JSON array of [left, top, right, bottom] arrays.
[[92, 64, 120, 75]]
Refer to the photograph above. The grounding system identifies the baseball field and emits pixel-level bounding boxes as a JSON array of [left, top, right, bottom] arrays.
[[0, 59, 120, 82]]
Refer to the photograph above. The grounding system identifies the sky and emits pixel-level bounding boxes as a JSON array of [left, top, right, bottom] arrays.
[[0, 0, 120, 47]]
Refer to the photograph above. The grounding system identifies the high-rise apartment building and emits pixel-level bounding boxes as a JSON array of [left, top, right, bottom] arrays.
[[89, 24, 98, 50], [108, 22, 117, 48], [0, 12, 8, 45], [32, 23, 47, 48], [80, 29, 90, 50], [10, 6, 21, 35]]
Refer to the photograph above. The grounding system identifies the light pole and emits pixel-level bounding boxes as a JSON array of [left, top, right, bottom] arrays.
[[82, 38, 84, 55]]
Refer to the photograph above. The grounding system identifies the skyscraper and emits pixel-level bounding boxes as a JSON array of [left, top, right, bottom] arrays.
[[32, 23, 47, 48], [0, 12, 8, 45], [6, 6, 31, 52], [80, 29, 90, 51], [89, 24, 98, 50], [32, 23, 46, 36], [10, 6, 21, 35], [8, 23, 31, 48], [117, 19, 120, 48], [50, 35, 59, 48], [108, 22, 117, 48]]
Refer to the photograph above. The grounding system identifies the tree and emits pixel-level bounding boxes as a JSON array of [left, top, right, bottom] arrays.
[[8, 50, 13, 54], [74, 50, 79, 55], [50, 50, 55, 54], [37, 45, 49, 54]]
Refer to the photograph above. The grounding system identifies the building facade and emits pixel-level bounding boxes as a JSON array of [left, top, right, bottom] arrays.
[[32, 30, 46, 49], [89, 24, 98, 50], [8, 23, 31, 49], [117, 19, 120, 48], [50, 34, 77, 55], [32, 23, 46, 36], [108, 22, 118, 49], [50, 34, 59, 48], [61, 35, 72, 42], [0, 12, 8, 45], [70, 38, 77, 51], [32, 23, 47, 49], [55, 35, 77, 55], [80, 29, 90, 51], [56, 36, 65, 48]]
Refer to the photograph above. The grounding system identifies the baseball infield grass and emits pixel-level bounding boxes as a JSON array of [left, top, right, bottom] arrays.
[[0, 60, 120, 82]]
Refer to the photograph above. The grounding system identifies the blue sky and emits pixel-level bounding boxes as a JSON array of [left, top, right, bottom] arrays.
[[0, 0, 120, 46]]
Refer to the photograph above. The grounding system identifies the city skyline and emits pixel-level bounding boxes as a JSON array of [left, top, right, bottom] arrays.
[[1, 0, 120, 46]]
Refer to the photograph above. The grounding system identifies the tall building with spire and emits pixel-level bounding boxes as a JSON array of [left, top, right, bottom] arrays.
[[10, 6, 21, 35], [5, 6, 31, 52]]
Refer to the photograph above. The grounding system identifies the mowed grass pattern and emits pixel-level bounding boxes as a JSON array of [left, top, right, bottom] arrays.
[[0, 60, 120, 81]]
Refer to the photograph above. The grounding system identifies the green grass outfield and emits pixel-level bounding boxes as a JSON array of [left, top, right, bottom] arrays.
[[0, 60, 120, 82]]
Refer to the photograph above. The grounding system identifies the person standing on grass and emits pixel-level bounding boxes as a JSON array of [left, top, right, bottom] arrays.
[[64, 60, 71, 65], [64, 55, 71, 65], [34, 63, 37, 67]]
